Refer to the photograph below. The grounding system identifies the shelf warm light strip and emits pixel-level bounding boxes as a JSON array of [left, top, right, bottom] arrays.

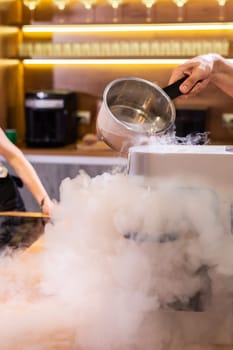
[[0, 59, 19, 65], [0, 26, 18, 34], [22, 22, 233, 33], [23, 58, 188, 65], [23, 58, 233, 65]]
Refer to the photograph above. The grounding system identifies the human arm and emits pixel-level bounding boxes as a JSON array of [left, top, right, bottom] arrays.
[[0, 128, 53, 216], [168, 53, 233, 98]]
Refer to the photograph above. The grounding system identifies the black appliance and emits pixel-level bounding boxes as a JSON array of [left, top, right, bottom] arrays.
[[25, 90, 77, 147], [175, 108, 208, 144]]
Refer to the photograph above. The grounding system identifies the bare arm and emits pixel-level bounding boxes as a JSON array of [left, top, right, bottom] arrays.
[[0, 128, 53, 215], [168, 53, 233, 98]]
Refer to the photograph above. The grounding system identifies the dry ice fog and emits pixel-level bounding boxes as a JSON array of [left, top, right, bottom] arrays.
[[1, 134, 233, 350]]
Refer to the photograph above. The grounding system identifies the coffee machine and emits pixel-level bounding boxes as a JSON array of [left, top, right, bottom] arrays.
[[25, 90, 77, 147]]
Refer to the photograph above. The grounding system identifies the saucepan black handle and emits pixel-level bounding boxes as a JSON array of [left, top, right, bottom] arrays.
[[162, 75, 188, 100]]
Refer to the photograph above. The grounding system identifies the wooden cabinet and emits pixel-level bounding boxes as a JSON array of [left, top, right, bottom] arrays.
[[1, 0, 233, 145]]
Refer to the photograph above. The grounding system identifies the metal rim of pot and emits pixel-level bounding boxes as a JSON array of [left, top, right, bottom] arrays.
[[103, 77, 176, 135], [97, 75, 188, 152]]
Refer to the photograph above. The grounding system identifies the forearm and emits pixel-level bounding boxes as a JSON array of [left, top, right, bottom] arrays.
[[9, 151, 48, 205], [209, 54, 233, 97], [7, 149, 52, 214], [168, 53, 233, 97]]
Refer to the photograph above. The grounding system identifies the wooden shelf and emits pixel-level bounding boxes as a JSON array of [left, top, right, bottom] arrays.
[[18, 22, 233, 60], [20, 0, 233, 26], [19, 141, 124, 158]]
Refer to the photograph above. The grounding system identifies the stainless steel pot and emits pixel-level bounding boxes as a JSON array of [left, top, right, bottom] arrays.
[[96, 76, 187, 153]]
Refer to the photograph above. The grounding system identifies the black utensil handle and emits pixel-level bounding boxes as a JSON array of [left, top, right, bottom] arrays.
[[163, 75, 188, 100]]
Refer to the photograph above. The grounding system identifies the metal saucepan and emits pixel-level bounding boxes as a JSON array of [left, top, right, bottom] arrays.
[[96, 76, 187, 153]]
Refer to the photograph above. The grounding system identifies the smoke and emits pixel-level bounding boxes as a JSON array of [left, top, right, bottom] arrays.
[[138, 129, 210, 147], [0, 168, 233, 349]]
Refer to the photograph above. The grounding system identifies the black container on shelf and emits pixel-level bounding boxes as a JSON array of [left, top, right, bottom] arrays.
[[25, 90, 77, 147]]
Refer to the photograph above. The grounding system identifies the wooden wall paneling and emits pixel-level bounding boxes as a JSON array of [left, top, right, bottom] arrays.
[[0, 33, 3, 58], [24, 65, 54, 91], [0, 0, 21, 25], [2, 32, 19, 58], [0, 62, 23, 139], [15, 62, 26, 143], [0, 64, 8, 128], [22, 0, 54, 24], [5, 63, 25, 142]]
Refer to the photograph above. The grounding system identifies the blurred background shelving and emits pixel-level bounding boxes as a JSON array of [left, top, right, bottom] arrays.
[[1, 0, 233, 146]]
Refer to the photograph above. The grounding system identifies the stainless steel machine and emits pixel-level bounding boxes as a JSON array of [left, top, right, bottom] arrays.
[[127, 144, 233, 348]]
